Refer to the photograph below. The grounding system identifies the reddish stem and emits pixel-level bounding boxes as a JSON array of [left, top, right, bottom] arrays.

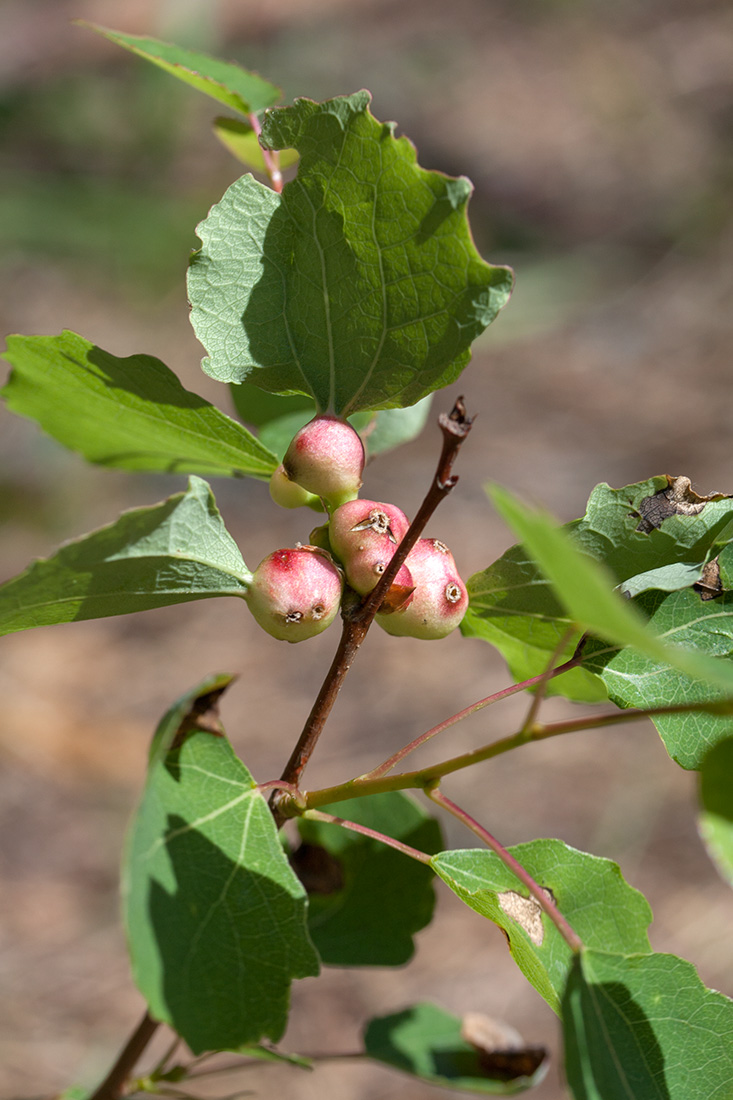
[[302, 809, 432, 863], [248, 112, 282, 192], [426, 787, 583, 953]]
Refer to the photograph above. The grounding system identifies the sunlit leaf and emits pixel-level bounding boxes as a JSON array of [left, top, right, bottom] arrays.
[[83, 24, 281, 115], [124, 677, 319, 1053], [433, 840, 651, 1014], [188, 92, 513, 414], [0, 477, 249, 635], [2, 331, 278, 478]]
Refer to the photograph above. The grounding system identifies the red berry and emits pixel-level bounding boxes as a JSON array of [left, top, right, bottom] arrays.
[[245, 545, 343, 642], [329, 499, 411, 595], [282, 415, 365, 507], [376, 538, 467, 639]]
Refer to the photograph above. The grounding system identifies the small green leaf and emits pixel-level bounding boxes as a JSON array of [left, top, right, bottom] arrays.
[[699, 738, 733, 884], [0, 477, 250, 635], [83, 24, 281, 116], [213, 117, 299, 172], [563, 949, 733, 1099], [364, 1002, 547, 1094], [123, 678, 319, 1054], [188, 92, 513, 414], [432, 840, 651, 1014], [2, 332, 278, 478], [488, 484, 733, 695], [296, 792, 442, 966]]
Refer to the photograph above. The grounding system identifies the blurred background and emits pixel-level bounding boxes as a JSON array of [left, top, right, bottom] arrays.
[[1, 1, 732, 1097]]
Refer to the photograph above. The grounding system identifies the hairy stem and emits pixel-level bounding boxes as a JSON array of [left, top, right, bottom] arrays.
[[426, 787, 583, 953], [301, 808, 432, 863], [271, 400, 473, 822], [89, 1011, 160, 1100]]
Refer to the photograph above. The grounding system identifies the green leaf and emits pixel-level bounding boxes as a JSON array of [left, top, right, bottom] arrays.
[[432, 840, 651, 1014], [295, 792, 442, 966], [699, 738, 733, 884], [488, 484, 733, 696], [462, 478, 733, 701], [350, 396, 433, 458], [461, 541, 606, 703], [619, 561, 706, 598], [1, 332, 278, 478], [83, 24, 281, 116], [213, 117, 299, 172], [229, 381, 314, 428], [583, 589, 733, 769], [364, 1002, 547, 1094], [123, 678, 319, 1054], [563, 949, 733, 1099], [0, 477, 250, 635], [188, 92, 513, 414]]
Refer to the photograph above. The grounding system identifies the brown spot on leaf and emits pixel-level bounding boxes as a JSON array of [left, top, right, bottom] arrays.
[[635, 476, 731, 534], [290, 842, 345, 895], [170, 685, 228, 751], [461, 1012, 547, 1081], [498, 888, 554, 946], [694, 557, 723, 601]]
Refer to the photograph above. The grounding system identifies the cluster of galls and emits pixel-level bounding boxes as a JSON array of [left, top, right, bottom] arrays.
[[244, 415, 468, 643]]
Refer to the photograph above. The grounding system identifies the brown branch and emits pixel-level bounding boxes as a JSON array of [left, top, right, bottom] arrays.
[[270, 399, 473, 823], [89, 1011, 160, 1100]]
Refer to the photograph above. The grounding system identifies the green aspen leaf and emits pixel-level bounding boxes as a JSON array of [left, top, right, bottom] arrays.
[[123, 679, 319, 1053], [584, 589, 733, 769], [229, 381, 314, 428], [432, 840, 651, 1014], [0, 477, 250, 635], [295, 792, 443, 966], [563, 949, 733, 1100], [698, 738, 733, 884], [188, 92, 513, 414], [213, 117, 299, 172], [462, 478, 733, 701], [364, 1002, 548, 1094], [1, 332, 278, 479], [83, 24, 281, 116], [487, 484, 733, 696]]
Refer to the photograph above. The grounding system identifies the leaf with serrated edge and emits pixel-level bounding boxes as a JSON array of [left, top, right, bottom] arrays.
[[698, 738, 733, 884], [188, 92, 513, 414], [488, 485, 733, 696], [432, 840, 651, 1014], [2, 332, 278, 478], [296, 792, 442, 966], [123, 684, 319, 1053], [0, 477, 249, 636], [82, 24, 281, 116], [364, 1002, 547, 1095], [563, 949, 733, 1100], [584, 589, 733, 769], [463, 478, 733, 702]]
